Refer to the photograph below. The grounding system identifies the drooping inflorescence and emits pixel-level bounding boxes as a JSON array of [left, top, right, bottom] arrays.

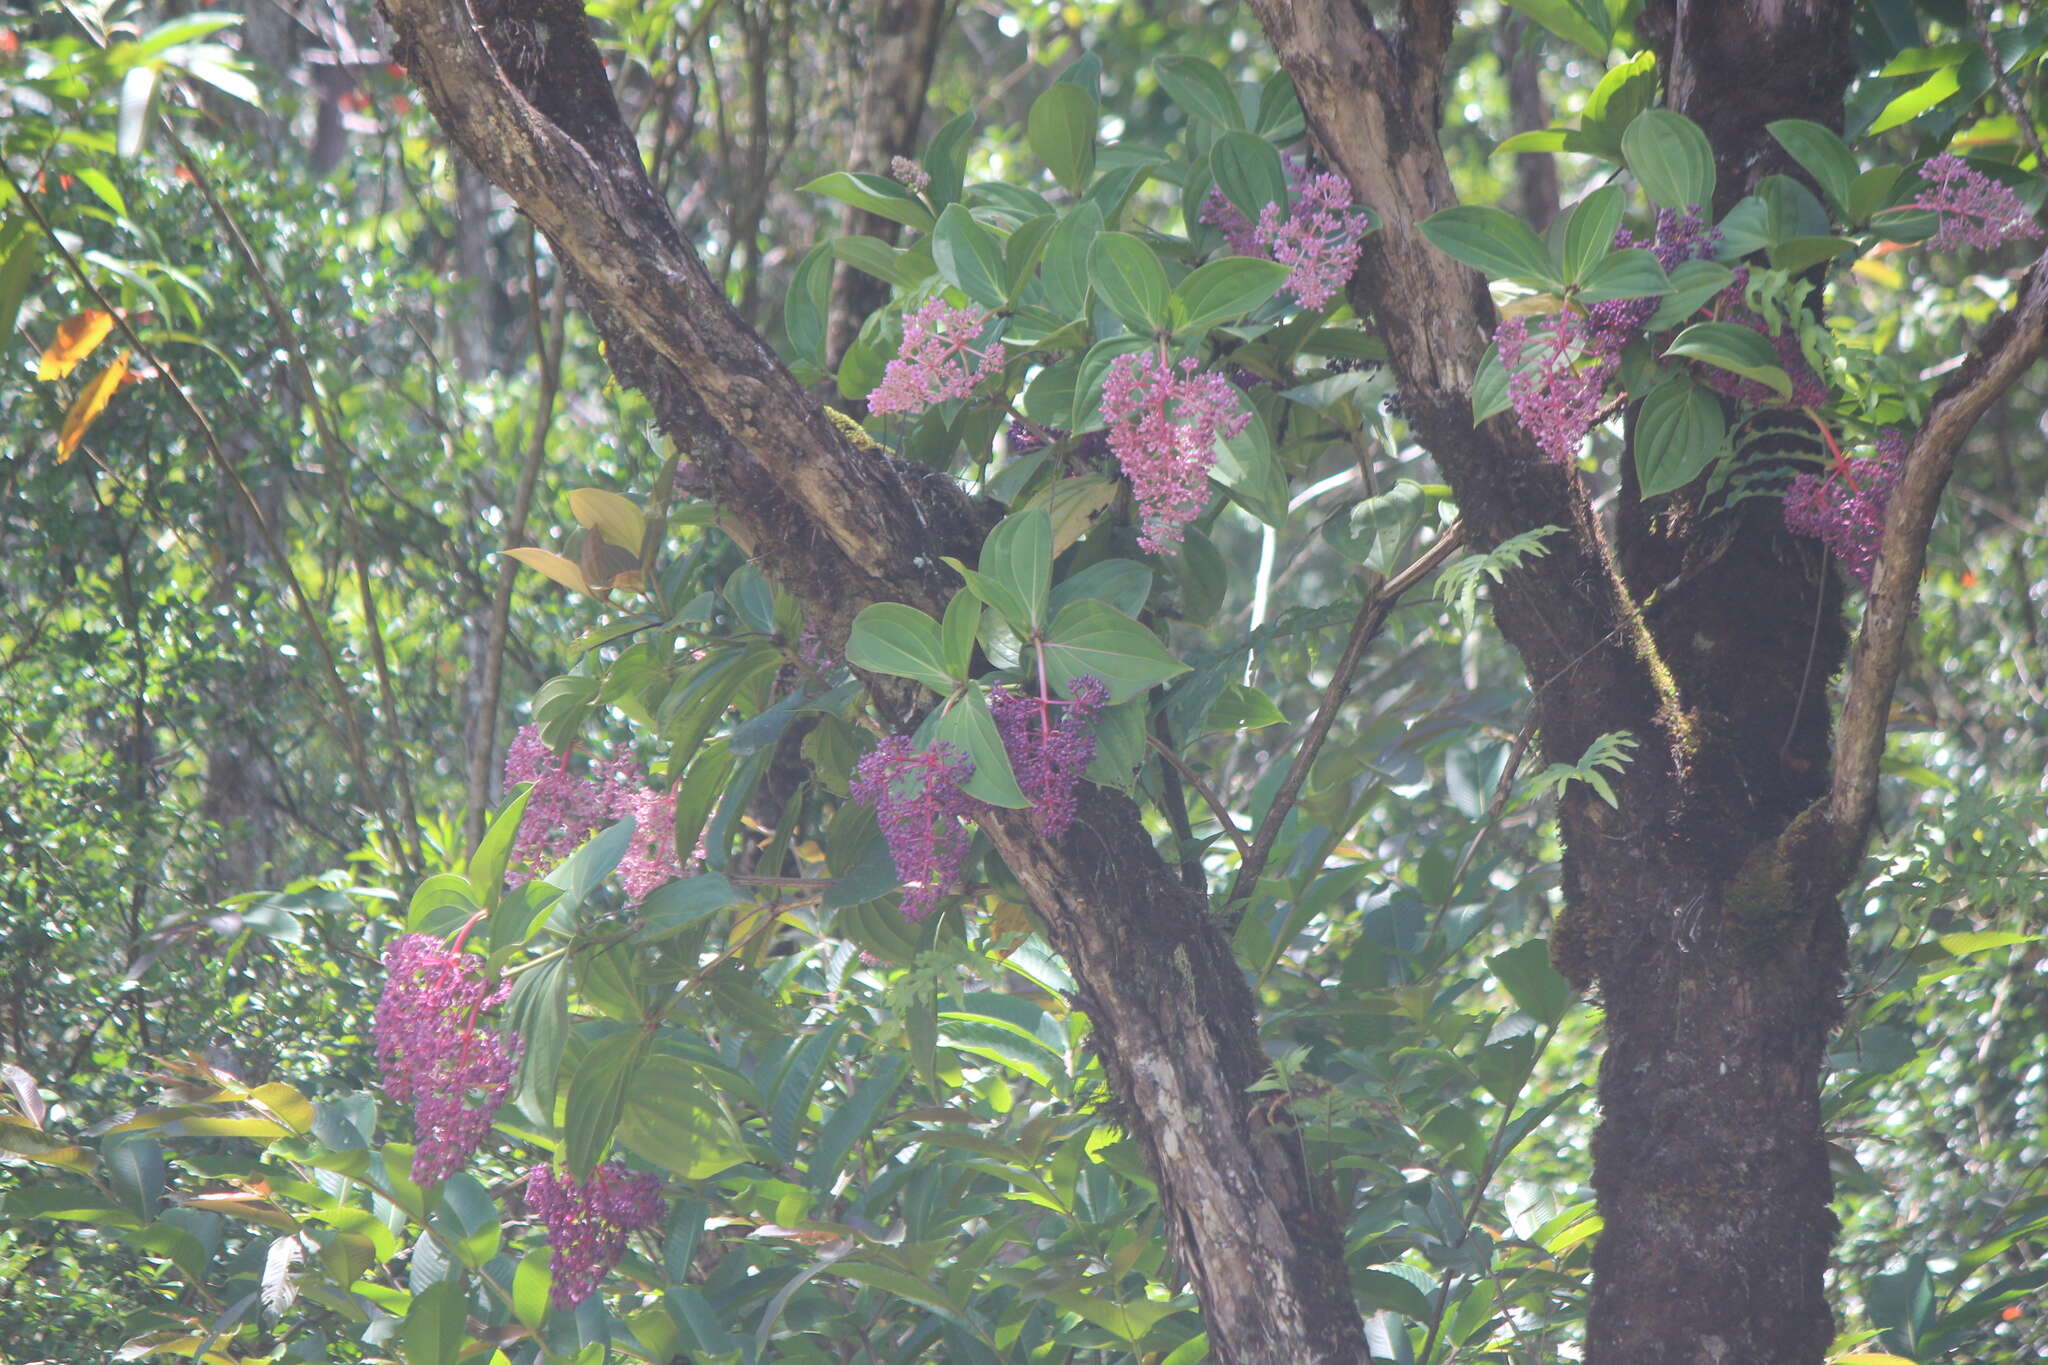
[[1782, 428, 1908, 587], [989, 674, 1109, 840], [867, 298, 1002, 416], [374, 932, 523, 1184], [1201, 156, 1372, 309], [850, 736, 982, 920], [502, 726, 685, 905], [1911, 154, 2043, 253], [1099, 349, 1251, 552], [525, 1161, 667, 1308]]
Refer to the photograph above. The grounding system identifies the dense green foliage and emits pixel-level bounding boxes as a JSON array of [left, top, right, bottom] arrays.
[[1, 2, 2044, 1362]]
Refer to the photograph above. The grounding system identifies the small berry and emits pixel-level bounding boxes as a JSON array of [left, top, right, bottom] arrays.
[[989, 675, 1109, 840], [851, 737, 981, 920], [374, 933, 522, 1184], [1099, 349, 1251, 552], [526, 1162, 666, 1308], [1911, 154, 2042, 252]]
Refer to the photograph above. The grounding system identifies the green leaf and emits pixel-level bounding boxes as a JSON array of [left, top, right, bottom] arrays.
[[1048, 558, 1153, 618], [671, 742, 735, 877], [1171, 256, 1290, 336], [1210, 131, 1288, 225], [1576, 248, 1671, 304], [563, 1029, 649, 1179], [1643, 259, 1735, 331], [401, 1278, 465, 1365], [1072, 334, 1152, 432], [1767, 119, 1858, 214], [933, 204, 1007, 309], [846, 602, 959, 692], [638, 872, 744, 941], [1757, 175, 1832, 245], [923, 110, 975, 210], [1357, 1266, 1439, 1321], [1490, 938, 1571, 1025], [1471, 341, 1512, 423], [616, 1055, 749, 1181], [1255, 70, 1304, 139], [1560, 184, 1626, 284], [1663, 321, 1792, 400], [1028, 82, 1098, 193], [980, 508, 1053, 633], [1042, 204, 1103, 319], [505, 957, 569, 1114], [0, 226, 46, 347], [1768, 235, 1859, 274], [1322, 480, 1427, 575], [1578, 50, 1659, 153], [1633, 376, 1726, 497], [784, 240, 834, 367], [941, 588, 980, 681], [542, 818, 635, 923], [1848, 165, 1906, 225], [1208, 398, 1287, 528], [934, 688, 1031, 808], [1153, 56, 1244, 130], [801, 171, 936, 231], [807, 1059, 909, 1192], [831, 234, 932, 290], [1937, 931, 2039, 958], [1005, 213, 1059, 300], [1506, 0, 1612, 59], [468, 786, 532, 914], [1622, 110, 1716, 212], [946, 560, 1033, 633], [1040, 599, 1188, 704], [770, 1019, 850, 1162], [1203, 682, 1285, 733], [1420, 205, 1561, 286], [512, 1250, 550, 1331], [1089, 232, 1172, 333], [1869, 64, 1962, 135]]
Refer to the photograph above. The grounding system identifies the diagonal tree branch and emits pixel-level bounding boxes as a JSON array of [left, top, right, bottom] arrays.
[[1827, 247, 2048, 845]]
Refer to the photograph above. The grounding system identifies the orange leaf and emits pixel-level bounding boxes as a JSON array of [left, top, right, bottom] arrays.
[[57, 350, 131, 461], [38, 310, 115, 381]]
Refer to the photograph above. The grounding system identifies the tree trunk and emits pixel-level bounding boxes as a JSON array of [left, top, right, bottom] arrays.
[[375, 0, 1372, 1356]]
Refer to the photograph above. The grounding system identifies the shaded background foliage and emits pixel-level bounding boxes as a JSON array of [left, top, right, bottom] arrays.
[[0, 1, 2042, 1362]]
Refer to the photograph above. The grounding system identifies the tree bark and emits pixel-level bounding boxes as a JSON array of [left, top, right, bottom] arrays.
[[376, 0, 1371, 1357], [1252, 2, 2045, 1361]]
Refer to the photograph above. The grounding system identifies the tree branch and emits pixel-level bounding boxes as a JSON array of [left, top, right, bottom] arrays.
[[1828, 247, 2048, 844]]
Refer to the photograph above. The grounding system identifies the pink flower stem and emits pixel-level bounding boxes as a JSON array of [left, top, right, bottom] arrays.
[[1803, 407, 1859, 492]]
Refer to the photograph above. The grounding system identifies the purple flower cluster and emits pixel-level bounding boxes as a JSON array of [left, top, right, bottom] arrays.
[[867, 298, 1002, 416], [888, 156, 930, 194], [1099, 348, 1251, 552], [989, 675, 1109, 840], [502, 726, 684, 905], [1201, 157, 1371, 310], [1495, 209, 1724, 463], [850, 736, 981, 920], [1911, 154, 2042, 252], [525, 1161, 667, 1308], [1496, 310, 1621, 464], [1783, 428, 1908, 587], [374, 933, 523, 1184]]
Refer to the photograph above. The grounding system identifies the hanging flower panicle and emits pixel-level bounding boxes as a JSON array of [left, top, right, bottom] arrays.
[[1099, 349, 1250, 552], [525, 1162, 667, 1308], [989, 674, 1109, 840], [1910, 154, 2042, 252], [1201, 155, 1372, 310], [373, 932, 523, 1184], [867, 299, 1001, 416], [1782, 427, 1908, 587], [850, 737, 982, 920], [502, 726, 686, 904]]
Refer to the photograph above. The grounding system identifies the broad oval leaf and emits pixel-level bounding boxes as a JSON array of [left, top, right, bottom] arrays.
[[801, 171, 936, 232], [1210, 130, 1288, 225], [934, 688, 1030, 808], [1621, 109, 1715, 212], [1633, 376, 1726, 497], [1039, 599, 1188, 704], [1560, 184, 1626, 285], [1027, 82, 1097, 193], [1575, 248, 1672, 304], [846, 602, 958, 692], [1419, 205, 1561, 287], [1153, 56, 1244, 130], [1088, 232, 1171, 334], [1663, 321, 1792, 400], [1767, 118, 1858, 214], [1171, 255, 1290, 336], [933, 204, 1007, 309]]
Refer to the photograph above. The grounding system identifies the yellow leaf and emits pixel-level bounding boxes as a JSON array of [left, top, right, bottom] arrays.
[[502, 546, 592, 595], [569, 487, 647, 552], [56, 349, 131, 461], [38, 309, 114, 380], [1851, 257, 1904, 289], [1033, 474, 1119, 555]]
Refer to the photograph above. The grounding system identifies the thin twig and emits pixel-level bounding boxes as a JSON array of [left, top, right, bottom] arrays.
[[1969, 0, 2047, 169], [1228, 524, 1465, 903], [1145, 733, 1254, 865]]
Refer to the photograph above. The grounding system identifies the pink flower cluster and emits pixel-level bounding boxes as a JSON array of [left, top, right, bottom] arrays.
[[502, 726, 684, 905], [525, 1161, 666, 1308], [1496, 209, 1722, 463], [374, 933, 522, 1184], [867, 299, 1002, 416], [850, 736, 981, 920], [989, 675, 1109, 840], [1099, 348, 1250, 552], [1783, 428, 1907, 587], [1910, 154, 2042, 252], [1201, 158, 1371, 310]]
